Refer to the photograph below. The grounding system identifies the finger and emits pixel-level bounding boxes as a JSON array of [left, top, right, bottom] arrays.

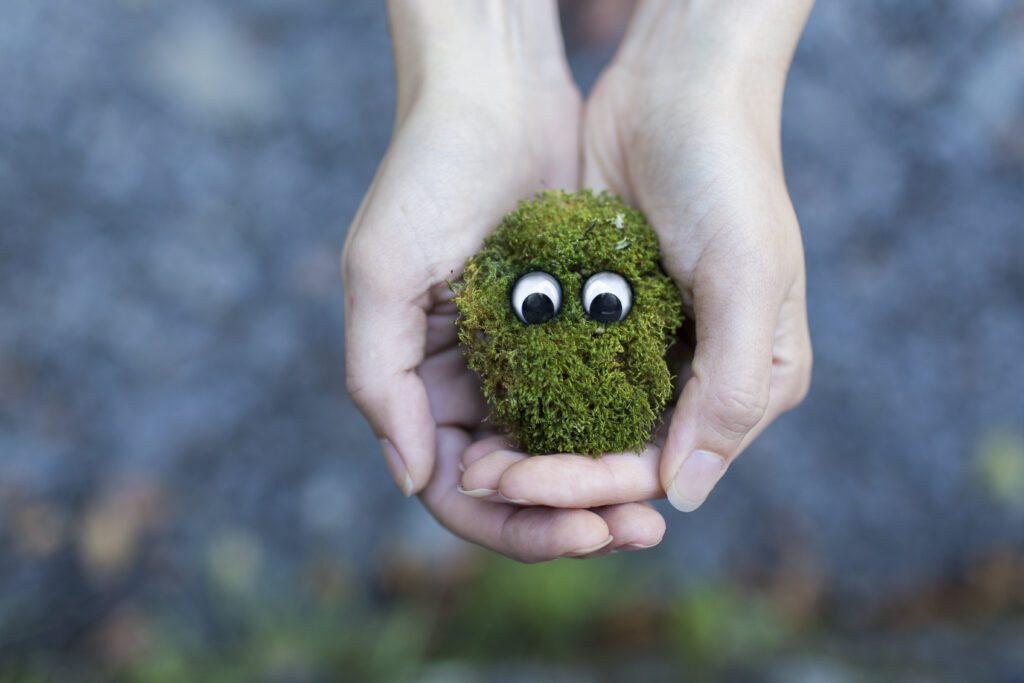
[[418, 345, 487, 428], [660, 266, 782, 513], [461, 434, 514, 468], [580, 87, 635, 204], [424, 428, 613, 562], [729, 292, 814, 453], [592, 502, 666, 555], [425, 306, 459, 355], [344, 250, 435, 496], [459, 449, 526, 499], [770, 290, 813, 414], [473, 449, 663, 508], [501, 507, 614, 561]]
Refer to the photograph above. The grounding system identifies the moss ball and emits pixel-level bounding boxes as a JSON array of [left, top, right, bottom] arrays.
[[453, 190, 684, 456]]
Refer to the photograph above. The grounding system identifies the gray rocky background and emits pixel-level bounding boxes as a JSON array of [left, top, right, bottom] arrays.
[[1, 0, 1022, 679]]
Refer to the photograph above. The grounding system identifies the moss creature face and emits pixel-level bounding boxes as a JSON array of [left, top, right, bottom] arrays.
[[453, 191, 684, 456]]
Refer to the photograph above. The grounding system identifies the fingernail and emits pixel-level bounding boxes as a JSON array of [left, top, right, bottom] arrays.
[[380, 439, 413, 497], [667, 450, 727, 512], [499, 493, 532, 505], [458, 485, 496, 498], [623, 542, 658, 551], [565, 535, 614, 557]]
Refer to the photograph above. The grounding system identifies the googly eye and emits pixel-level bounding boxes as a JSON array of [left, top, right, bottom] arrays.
[[511, 271, 562, 324], [582, 272, 632, 323]]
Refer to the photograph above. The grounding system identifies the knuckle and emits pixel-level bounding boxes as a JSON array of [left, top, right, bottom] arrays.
[[780, 348, 814, 412], [341, 228, 365, 273], [344, 364, 383, 418], [343, 229, 398, 289], [791, 362, 813, 407], [343, 241, 414, 304], [777, 374, 808, 414], [706, 379, 769, 438], [342, 239, 380, 287]]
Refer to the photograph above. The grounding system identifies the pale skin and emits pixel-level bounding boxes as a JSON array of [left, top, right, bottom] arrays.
[[343, 0, 814, 561]]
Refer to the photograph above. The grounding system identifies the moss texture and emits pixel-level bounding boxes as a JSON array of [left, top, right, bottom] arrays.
[[453, 190, 684, 455]]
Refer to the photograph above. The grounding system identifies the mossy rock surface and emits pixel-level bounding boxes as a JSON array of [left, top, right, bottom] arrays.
[[453, 190, 684, 455]]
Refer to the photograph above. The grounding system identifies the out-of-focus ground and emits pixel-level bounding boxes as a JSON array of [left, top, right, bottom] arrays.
[[1, 0, 1023, 681]]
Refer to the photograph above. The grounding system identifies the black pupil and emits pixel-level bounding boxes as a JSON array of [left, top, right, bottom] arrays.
[[521, 292, 555, 324], [589, 292, 622, 323]]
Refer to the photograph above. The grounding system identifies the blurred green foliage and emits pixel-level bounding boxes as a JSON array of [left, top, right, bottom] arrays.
[[668, 584, 791, 670], [439, 553, 636, 658], [4, 538, 1023, 683], [114, 607, 431, 683], [0, 551, 805, 683], [975, 428, 1024, 507], [0, 548, 815, 683]]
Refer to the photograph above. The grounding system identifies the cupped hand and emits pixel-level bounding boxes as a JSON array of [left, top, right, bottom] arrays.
[[459, 5, 814, 515], [343, 1, 667, 560]]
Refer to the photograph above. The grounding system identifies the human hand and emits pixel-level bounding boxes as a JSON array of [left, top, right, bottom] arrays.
[[344, 0, 666, 560], [458, 0, 815, 515]]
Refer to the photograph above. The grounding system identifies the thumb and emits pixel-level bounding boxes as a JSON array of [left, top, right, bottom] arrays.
[[660, 269, 778, 512], [343, 251, 437, 497]]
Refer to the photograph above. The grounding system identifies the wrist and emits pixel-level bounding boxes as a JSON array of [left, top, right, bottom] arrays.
[[613, 0, 814, 98], [387, 0, 573, 108]]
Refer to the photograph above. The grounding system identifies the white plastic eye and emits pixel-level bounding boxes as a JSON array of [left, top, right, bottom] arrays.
[[511, 271, 562, 324], [582, 272, 632, 323]]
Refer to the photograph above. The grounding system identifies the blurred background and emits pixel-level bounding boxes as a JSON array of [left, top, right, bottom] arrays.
[[1, 0, 1023, 681]]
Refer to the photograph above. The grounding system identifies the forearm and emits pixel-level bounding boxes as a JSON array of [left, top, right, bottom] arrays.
[[386, 0, 572, 109]]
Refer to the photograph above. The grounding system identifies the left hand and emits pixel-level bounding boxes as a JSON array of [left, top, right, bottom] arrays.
[[459, 0, 814, 517]]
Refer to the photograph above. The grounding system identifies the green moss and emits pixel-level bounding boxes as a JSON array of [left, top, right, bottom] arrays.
[[453, 190, 684, 455]]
